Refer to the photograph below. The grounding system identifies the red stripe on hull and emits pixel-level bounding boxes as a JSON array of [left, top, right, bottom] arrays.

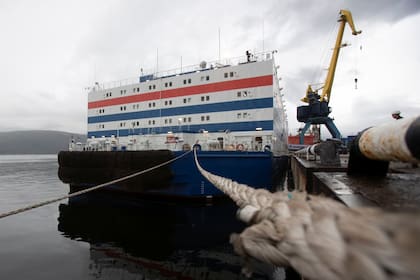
[[88, 75, 273, 109]]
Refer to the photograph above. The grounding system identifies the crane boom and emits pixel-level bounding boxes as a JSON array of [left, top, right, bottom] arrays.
[[321, 9, 361, 103], [301, 10, 361, 103], [296, 10, 362, 144]]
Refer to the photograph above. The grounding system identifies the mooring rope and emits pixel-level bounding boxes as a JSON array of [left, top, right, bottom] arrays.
[[0, 150, 192, 220], [193, 148, 420, 279]]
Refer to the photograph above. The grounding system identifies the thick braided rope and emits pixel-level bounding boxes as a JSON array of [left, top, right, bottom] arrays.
[[194, 149, 420, 279], [0, 150, 191, 219]]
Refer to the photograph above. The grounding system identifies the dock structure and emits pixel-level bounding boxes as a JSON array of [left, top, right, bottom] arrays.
[[291, 116, 420, 210], [291, 154, 420, 210]]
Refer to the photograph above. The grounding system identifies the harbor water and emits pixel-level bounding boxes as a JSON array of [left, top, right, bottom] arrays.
[[0, 154, 285, 280]]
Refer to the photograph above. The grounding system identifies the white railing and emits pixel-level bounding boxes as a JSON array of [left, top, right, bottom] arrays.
[[90, 51, 276, 91]]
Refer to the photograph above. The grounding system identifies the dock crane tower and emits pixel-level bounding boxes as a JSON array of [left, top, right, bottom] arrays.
[[297, 10, 361, 144]]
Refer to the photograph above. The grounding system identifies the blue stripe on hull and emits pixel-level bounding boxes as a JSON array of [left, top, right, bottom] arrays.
[[146, 151, 274, 197], [87, 120, 273, 138], [88, 98, 273, 124]]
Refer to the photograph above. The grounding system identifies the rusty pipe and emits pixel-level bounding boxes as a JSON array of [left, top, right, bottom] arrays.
[[348, 116, 420, 176], [357, 116, 420, 163]]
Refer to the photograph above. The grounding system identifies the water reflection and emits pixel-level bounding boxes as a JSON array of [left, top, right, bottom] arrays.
[[58, 193, 282, 279]]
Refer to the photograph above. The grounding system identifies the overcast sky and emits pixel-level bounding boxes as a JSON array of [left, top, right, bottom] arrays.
[[1, 0, 419, 136]]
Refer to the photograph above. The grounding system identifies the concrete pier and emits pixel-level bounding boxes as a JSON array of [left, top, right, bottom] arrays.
[[291, 155, 420, 210]]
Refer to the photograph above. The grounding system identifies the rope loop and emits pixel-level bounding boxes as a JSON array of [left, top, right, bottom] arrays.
[[193, 147, 420, 279]]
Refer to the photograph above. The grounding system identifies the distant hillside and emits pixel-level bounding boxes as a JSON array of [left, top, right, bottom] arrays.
[[0, 131, 86, 154]]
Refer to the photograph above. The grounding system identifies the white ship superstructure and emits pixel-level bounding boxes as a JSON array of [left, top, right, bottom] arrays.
[[83, 51, 287, 156]]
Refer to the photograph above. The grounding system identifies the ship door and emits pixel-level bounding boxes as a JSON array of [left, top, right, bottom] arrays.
[[217, 137, 224, 150], [255, 136, 263, 151]]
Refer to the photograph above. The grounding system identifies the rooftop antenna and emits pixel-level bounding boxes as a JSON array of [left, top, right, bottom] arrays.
[[218, 28, 221, 62], [262, 20, 265, 52], [156, 48, 159, 75]]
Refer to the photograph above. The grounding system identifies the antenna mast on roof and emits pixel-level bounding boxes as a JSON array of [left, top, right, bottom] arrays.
[[262, 20, 265, 52], [218, 28, 221, 62]]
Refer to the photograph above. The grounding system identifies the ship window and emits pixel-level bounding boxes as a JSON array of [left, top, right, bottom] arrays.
[[165, 119, 168, 124], [149, 85, 152, 90], [183, 79, 186, 84], [165, 101, 168, 105], [201, 116, 205, 121], [230, 72, 234, 77], [183, 98, 186, 103], [169, 100, 172, 105], [237, 113, 242, 118], [148, 120, 151, 125], [188, 78, 191, 84], [224, 73, 228, 78], [206, 76, 209, 81], [152, 102, 156, 107], [206, 96, 210, 101], [169, 82, 172, 86], [206, 115, 210, 121], [237, 91, 241, 97], [243, 91, 248, 97], [137, 87, 140, 92], [188, 117, 191, 122], [201, 96, 205, 101], [152, 120, 155, 125], [136, 121, 139, 126], [133, 88, 136, 92], [165, 82, 168, 87], [183, 117, 187, 122]]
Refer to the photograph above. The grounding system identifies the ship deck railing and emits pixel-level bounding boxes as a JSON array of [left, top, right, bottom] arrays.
[[90, 51, 276, 91]]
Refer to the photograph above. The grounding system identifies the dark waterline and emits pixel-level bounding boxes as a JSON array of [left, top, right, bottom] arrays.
[[0, 154, 287, 280]]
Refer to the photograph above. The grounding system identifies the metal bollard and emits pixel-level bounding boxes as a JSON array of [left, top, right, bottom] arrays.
[[348, 116, 420, 176], [295, 139, 341, 166]]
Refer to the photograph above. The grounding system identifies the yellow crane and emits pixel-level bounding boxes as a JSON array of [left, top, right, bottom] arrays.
[[297, 10, 361, 144]]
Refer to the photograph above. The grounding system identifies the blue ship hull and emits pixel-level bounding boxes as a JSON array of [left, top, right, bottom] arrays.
[[58, 150, 287, 199], [151, 150, 274, 198]]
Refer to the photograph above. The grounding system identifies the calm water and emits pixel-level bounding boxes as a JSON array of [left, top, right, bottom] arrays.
[[0, 154, 285, 280]]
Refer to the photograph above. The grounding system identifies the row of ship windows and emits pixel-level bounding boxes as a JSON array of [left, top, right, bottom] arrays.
[[98, 96, 210, 114], [97, 93, 246, 114], [103, 71, 237, 98], [95, 112, 251, 130]]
